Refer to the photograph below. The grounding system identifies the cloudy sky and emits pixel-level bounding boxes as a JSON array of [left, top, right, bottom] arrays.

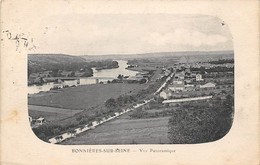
[[29, 14, 233, 55]]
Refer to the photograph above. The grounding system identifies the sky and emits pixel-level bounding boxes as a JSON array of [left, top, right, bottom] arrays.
[[28, 14, 233, 55]]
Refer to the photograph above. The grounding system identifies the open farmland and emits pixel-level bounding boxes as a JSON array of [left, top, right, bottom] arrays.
[[61, 113, 170, 145], [28, 105, 83, 122], [28, 83, 147, 110]]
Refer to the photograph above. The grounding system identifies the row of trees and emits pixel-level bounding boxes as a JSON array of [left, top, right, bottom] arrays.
[[95, 61, 119, 70], [209, 59, 234, 64], [190, 66, 234, 74]]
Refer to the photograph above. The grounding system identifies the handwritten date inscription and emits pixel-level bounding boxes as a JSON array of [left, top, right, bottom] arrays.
[[2, 30, 36, 51]]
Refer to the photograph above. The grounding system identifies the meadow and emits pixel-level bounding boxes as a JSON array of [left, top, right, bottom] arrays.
[[28, 83, 147, 110], [28, 105, 83, 122]]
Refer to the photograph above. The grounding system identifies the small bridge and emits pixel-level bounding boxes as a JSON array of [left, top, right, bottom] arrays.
[[43, 77, 115, 84]]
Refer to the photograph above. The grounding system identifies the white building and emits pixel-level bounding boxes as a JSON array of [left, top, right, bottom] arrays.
[[168, 84, 185, 92], [196, 74, 204, 81], [178, 75, 185, 80], [185, 84, 194, 88], [185, 79, 192, 84], [173, 79, 183, 85], [200, 82, 216, 88], [35, 117, 45, 125], [160, 90, 172, 99]]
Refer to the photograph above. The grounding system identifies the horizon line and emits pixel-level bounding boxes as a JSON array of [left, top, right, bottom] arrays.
[[28, 50, 234, 56]]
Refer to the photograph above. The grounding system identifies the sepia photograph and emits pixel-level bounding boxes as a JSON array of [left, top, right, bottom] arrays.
[[27, 14, 234, 145], [1, 1, 259, 165]]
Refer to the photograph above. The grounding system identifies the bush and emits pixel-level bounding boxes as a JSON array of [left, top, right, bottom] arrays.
[[168, 98, 233, 144], [130, 109, 148, 119]]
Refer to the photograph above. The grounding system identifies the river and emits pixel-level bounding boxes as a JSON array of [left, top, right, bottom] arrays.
[[28, 60, 139, 94]]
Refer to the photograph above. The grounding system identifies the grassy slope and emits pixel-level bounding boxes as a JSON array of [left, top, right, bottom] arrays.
[[28, 83, 147, 110], [61, 113, 170, 145], [81, 50, 234, 61]]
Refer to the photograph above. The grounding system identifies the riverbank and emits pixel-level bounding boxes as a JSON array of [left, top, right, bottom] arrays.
[[95, 65, 119, 70], [125, 66, 157, 72], [28, 60, 139, 94]]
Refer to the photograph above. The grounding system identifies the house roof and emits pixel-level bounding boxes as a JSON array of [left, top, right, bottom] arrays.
[[173, 78, 183, 82], [160, 90, 171, 94], [175, 72, 185, 76], [127, 75, 143, 81], [202, 82, 215, 86], [37, 117, 45, 121], [168, 84, 185, 88]]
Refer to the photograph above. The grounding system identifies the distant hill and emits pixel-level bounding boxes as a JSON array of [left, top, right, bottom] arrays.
[[28, 54, 86, 65], [28, 54, 119, 74], [28, 54, 87, 74], [81, 50, 234, 61], [28, 50, 234, 65]]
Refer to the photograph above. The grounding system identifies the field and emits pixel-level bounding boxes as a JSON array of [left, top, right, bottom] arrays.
[[28, 105, 83, 122], [61, 112, 170, 145], [150, 68, 164, 81], [28, 83, 147, 110]]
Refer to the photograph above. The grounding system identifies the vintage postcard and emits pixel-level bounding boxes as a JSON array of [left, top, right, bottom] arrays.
[[0, 0, 259, 165]]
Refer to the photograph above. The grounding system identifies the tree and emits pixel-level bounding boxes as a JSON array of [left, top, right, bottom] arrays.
[[209, 92, 215, 96], [70, 71, 75, 77], [105, 98, 117, 109], [224, 94, 234, 107], [81, 68, 93, 77], [116, 96, 125, 106], [140, 79, 147, 84], [69, 130, 77, 137], [117, 74, 123, 80]]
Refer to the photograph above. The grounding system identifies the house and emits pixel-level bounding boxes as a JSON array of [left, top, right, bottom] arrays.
[[184, 86, 194, 91], [173, 79, 183, 85], [164, 70, 171, 76], [185, 84, 194, 88], [35, 117, 45, 125], [191, 73, 197, 78], [174, 73, 184, 79], [196, 74, 204, 81], [200, 82, 216, 88], [160, 90, 172, 99], [168, 83, 185, 92], [178, 75, 185, 80], [185, 79, 192, 84], [126, 75, 148, 83], [185, 68, 191, 73]]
